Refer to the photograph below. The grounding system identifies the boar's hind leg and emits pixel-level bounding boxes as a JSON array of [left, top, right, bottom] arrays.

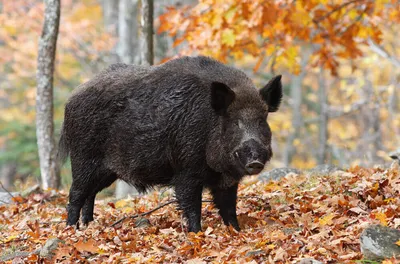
[[67, 163, 111, 227], [211, 183, 240, 231], [67, 178, 88, 226], [81, 171, 117, 225], [174, 178, 203, 233]]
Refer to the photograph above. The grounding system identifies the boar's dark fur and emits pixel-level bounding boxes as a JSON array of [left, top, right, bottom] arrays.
[[59, 56, 282, 232]]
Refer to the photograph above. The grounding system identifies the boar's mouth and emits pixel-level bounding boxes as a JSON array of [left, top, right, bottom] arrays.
[[233, 150, 270, 176]]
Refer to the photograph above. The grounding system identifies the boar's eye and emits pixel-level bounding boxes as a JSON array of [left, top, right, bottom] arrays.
[[234, 120, 243, 129]]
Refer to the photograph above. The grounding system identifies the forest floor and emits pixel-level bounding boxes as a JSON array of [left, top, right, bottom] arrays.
[[0, 165, 399, 263]]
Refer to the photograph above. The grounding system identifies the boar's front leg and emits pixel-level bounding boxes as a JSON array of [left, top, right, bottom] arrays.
[[174, 177, 203, 233], [211, 183, 240, 231]]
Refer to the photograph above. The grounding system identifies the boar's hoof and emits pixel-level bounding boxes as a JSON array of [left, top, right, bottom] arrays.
[[232, 223, 241, 231], [81, 216, 94, 226]]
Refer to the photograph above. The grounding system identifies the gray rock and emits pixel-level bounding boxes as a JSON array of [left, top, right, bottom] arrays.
[[0, 192, 19, 205], [259, 168, 301, 182], [39, 238, 64, 259], [135, 217, 151, 228], [297, 258, 323, 264], [245, 249, 265, 257], [20, 184, 40, 197], [389, 148, 400, 163], [360, 225, 400, 260], [306, 164, 343, 176]]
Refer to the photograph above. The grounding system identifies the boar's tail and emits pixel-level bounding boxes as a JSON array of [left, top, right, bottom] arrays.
[[57, 123, 70, 167]]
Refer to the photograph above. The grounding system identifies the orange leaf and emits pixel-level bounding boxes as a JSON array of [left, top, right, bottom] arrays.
[[74, 238, 98, 253], [27, 220, 40, 240], [12, 196, 25, 203], [53, 245, 71, 261]]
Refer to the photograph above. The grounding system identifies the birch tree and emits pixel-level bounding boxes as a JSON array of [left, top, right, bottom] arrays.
[[36, 0, 60, 189]]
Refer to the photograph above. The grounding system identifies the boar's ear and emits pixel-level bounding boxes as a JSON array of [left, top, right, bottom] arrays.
[[260, 75, 282, 112], [211, 81, 235, 114]]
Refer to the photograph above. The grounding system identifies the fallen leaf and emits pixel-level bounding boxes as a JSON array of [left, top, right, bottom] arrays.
[[319, 213, 335, 226], [73, 238, 98, 253]]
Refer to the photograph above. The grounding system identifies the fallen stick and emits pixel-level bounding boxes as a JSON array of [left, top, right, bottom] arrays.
[[0, 181, 15, 199], [111, 199, 178, 227], [111, 199, 214, 227]]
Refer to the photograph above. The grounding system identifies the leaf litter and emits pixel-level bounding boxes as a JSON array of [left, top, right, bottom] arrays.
[[0, 166, 399, 263]]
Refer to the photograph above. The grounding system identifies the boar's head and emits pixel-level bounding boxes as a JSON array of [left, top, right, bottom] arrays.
[[207, 75, 282, 180]]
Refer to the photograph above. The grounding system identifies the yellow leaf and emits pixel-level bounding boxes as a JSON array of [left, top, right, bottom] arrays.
[[2, 235, 18, 243], [267, 244, 276, 249], [319, 213, 335, 226], [122, 207, 134, 214], [221, 29, 235, 47], [374, 212, 388, 226], [395, 240, 400, 246], [255, 240, 268, 248], [291, 1, 311, 25], [115, 199, 128, 208], [223, 7, 237, 23], [384, 198, 396, 204]]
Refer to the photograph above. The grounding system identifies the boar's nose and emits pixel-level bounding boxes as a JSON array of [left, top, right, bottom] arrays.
[[245, 161, 264, 175]]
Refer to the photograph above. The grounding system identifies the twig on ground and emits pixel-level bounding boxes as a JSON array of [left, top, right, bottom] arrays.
[[0, 181, 14, 199], [0, 199, 9, 204], [111, 199, 214, 227], [238, 195, 265, 200], [111, 199, 178, 227]]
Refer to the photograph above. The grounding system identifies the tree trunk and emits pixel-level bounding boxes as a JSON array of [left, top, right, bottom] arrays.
[[0, 144, 16, 190], [102, 0, 119, 32], [317, 70, 329, 164], [139, 0, 154, 65], [101, 0, 120, 64], [283, 47, 311, 167], [117, 0, 137, 64], [36, 0, 60, 190], [365, 70, 382, 164], [115, 0, 154, 199], [283, 73, 303, 166]]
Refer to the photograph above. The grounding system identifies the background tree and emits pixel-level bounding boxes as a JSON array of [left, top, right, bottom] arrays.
[[159, 0, 400, 168], [36, 0, 61, 189], [115, 0, 154, 198], [139, 0, 154, 65]]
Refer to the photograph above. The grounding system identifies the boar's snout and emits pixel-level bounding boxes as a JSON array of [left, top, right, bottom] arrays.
[[245, 161, 264, 175], [234, 139, 271, 175]]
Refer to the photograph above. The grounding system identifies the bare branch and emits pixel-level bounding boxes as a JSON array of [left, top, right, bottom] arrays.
[[368, 38, 400, 68], [328, 100, 367, 118], [314, 0, 363, 23], [0, 181, 14, 199]]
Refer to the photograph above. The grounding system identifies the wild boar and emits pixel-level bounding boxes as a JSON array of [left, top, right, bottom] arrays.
[[58, 56, 282, 232]]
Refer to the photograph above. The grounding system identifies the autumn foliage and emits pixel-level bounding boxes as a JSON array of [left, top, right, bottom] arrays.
[[159, 0, 400, 75], [1, 165, 399, 262]]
